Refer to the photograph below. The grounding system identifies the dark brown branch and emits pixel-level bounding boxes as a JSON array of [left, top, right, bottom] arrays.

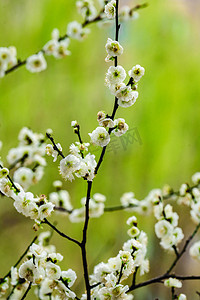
[[43, 218, 81, 246], [46, 133, 65, 159], [0, 164, 20, 193], [129, 274, 200, 291], [80, 180, 93, 300], [20, 282, 32, 300]]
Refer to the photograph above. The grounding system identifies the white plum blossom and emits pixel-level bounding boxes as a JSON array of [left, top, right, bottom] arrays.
[[76, 0, 97, 21], [53, 38, 71, 59], [10, 267, 19, 286], [93, 193, 106, 203], [190, 201, 200, 224], [0, 167, 9, 179], [0, 46, 17, 77], [105, 65, 126, 85], [53, 180, 63, 189], [38, 202, 55, 221], [61, 269, 77, 287], [105, 38, 123, 61], [164, 277, 182, 288], [13, 167, 34, 191], [189, 241, 200, 261], [126, 216, 137, 226], [46, 143, 62, 162], [89, 127, 110, 147], [69, 142, 90, 157], [26, 52, 47, 73], [43, 28, 60, 56], [14, 191, 36, 217], [119, 6, 131, 21], [179, 183, 189, 196], [113, 118, 128, 137], [30, 243, 47, 260], [128, 64, 145, 82], [120, 192, 139, 208], [59, 154, 80, 181], [97, 111, 106, 124], [127, 226, 140, 238], [19, 259, 44, 284], [71, 120, 78, 127], [49, 190, 73, 211], [115, 84, 136, 102], [99, 117, 114, 128], [191, 172, 200, 184], [46, 262, 61, 280], [178, 294, 187, 300], [0, 278, 9, 295], [118, 90, 139, 108], [105, 0, 116, 19], [155, 220, 174, 239], [69, 193, 105, 222], [67, 21, 90, 40]]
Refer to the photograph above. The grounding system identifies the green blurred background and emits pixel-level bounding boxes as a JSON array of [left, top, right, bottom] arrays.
[[0, 0, 200, 298]]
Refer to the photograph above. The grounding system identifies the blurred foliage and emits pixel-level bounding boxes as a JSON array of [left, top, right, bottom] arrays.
[[0, 0, 200, 298]]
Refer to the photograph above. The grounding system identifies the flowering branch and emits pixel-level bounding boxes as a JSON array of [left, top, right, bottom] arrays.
[[46, 133, 65, 159], [3, 3, 147, 78]]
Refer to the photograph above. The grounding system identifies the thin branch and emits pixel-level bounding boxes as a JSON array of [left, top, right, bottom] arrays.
[[60, 277, 80, 300], [74, 125, 84, 158], [129, 274, 200, 291], [132, 267, 139, 288], [75, 125, 83, 144], [80, 180, 93, 300], [43, 218, 81, 246], [117, 262, 124, 284], [0, 164, 20, 193], [172, 245, 179, 258], [46, 133, 65, 159], [20, 282, 32, 300], [54, 206, 73, 213], [7, 284, 16, 300], [54, 203, 138, 214], [0, 235, 37, 284]]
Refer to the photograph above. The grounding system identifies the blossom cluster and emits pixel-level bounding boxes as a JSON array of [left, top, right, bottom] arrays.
[[0, 231, 77, 299], [154, 202, 184, 251], [84, 216, 149, 299], [4, 127, 47, 190], [58, 145, 97, 182], [105, 39, 145, 109], [120, 172, 200, 259], [0, 175, 54, 222]]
